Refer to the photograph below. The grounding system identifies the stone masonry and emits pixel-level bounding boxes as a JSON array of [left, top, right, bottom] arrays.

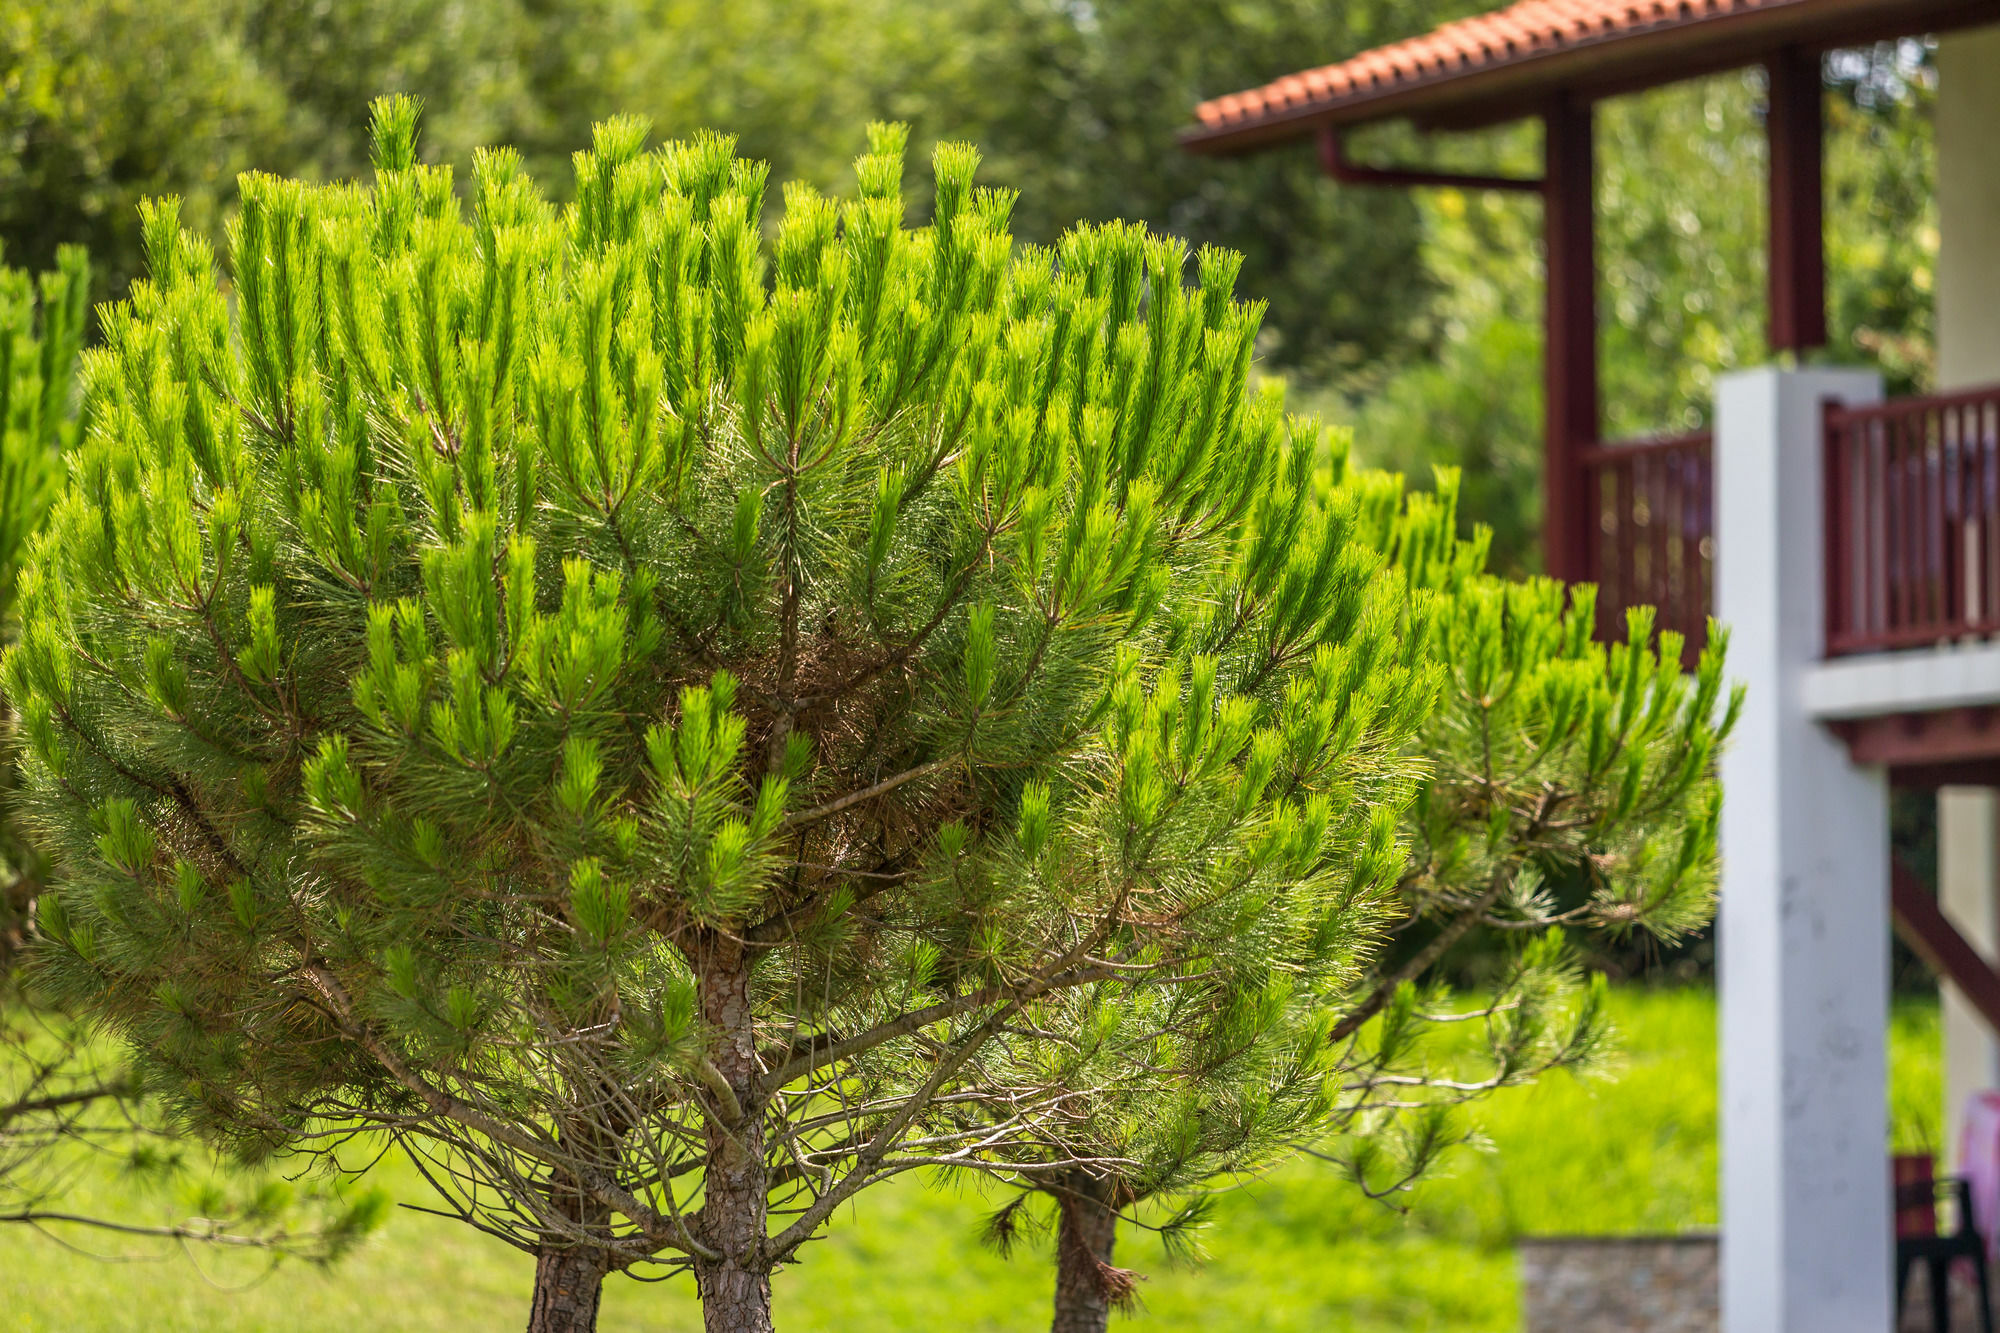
[[1520, 1232, 1994, 1331], [1518, 1235, 1719, 1333]]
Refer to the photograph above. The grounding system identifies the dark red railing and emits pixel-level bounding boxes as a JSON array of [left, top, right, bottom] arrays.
[[1580, 430, 1714, 662], [1824, 386, 2000, 656]]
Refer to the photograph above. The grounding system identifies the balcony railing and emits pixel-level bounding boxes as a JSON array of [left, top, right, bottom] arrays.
[[1581, 430, 1714, 661], [1824, 386, 2000, 656]]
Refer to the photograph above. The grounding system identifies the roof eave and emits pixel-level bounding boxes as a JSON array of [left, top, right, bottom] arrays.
[[1181, 0, 2000, 157]]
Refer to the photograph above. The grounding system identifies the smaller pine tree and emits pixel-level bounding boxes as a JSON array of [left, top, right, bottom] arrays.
[[985, 463, 1738, 1333], [13, 104, 1443, 1332]]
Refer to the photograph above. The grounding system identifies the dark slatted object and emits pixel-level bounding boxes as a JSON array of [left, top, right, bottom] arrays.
[[1580, 430, 1713, 664], [1824, 386, 2000, 656]]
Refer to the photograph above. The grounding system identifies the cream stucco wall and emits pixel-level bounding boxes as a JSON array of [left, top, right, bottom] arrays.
[[1933, 23, 2000, 1167], [1936, 25, 2000, 391], [1941, 789, 2000, 1167]]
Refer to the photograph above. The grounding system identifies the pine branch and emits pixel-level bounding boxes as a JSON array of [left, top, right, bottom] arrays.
[[298, 964, 718, 1262], [777, 758, 953, 833], [1329, 870, 1515, 1045]]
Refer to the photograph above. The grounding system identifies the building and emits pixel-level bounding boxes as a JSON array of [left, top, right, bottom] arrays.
[[1184, 3, 2000, 1330]]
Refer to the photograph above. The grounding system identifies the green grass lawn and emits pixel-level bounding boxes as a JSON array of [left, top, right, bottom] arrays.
[[0, 986, 1942, 1331]]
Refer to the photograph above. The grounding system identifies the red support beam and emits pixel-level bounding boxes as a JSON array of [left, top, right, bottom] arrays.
[[1892, 856, 2000, 1038], [1766, 47, 1827, 352], [1316, 126, 1543, 193], [1825, 705, 2000, 769], [1543, 95, 1598, 583]]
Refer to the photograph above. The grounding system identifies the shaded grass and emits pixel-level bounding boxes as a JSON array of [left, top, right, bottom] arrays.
[[0, 986, 1941, 1331]]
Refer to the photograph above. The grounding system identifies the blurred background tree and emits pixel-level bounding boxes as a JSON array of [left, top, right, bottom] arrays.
[[0, 0, 1463, 361]]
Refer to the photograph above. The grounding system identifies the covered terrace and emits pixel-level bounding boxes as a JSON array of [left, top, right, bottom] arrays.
[[1185, 3, 2000, 1330]]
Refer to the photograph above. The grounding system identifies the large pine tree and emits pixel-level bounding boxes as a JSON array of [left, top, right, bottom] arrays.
[[11, 103, 1441, 1331]]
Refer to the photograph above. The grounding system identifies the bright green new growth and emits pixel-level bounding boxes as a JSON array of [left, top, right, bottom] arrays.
[[12, 101, 1438, 1331]]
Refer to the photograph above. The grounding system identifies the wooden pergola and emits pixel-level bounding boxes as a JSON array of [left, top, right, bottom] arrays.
[[1182, 0, 2000, 584]]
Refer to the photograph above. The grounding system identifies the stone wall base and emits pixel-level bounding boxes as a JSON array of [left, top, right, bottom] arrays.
[[1518, 1235, 1718, 1333], [1520, 1232, 1994, 1331]]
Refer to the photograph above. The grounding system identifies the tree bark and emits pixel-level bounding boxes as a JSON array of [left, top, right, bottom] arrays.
[[1049, 1173, 1129, 1333], [696, 1260, 775, 1333], [693, 936, 775, 1333], [527, 1243, 606, 1333]]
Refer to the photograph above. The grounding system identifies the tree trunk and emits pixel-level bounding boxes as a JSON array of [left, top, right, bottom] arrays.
[[694, 937, 774, 1333], [1050, 1173, 1130, 1333], [527, 1243, 605, 1333], [696, 1261, 775, 1333]]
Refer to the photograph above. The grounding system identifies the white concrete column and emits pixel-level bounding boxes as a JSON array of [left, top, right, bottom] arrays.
[[1937, 24, 2000, 393], [1716, 366, 1889, 1333], [1941, 788, 2000, 1167]]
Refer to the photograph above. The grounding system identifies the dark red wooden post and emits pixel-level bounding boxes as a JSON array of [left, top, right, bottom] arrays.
[[1767, 46, 1827, 352], [1543, 95, 1597, 582]]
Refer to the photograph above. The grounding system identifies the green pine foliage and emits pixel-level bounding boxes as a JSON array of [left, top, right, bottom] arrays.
[[1395, 483, 1737, 961], [0, 247, 88, 605], [0, 243, 383, 1262], [982, 462, 1737, 1333], [10, 101, 1440, 1331], [0, 986, 392, 1257], [0, 244, 88, 957], [1310, 462, 1739, 1192]]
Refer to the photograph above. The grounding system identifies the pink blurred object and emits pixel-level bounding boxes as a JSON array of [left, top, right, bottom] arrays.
[[1959, 1092, 2000, 1258]]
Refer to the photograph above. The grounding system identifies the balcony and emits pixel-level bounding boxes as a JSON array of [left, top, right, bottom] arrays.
[[1578, 382, 2000, 664], [1824, 386, 2000, 657]]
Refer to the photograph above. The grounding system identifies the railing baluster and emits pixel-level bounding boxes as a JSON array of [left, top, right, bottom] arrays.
[[1846, 417, 1862, 647], [1930, 405, 1946, 633], [1949, 403, 1968, 632], [1872, 409, 1891, 639], [1666, 451, 1684, 641], [1871, 417, 1887, 639], [1824, 406, 1846, 655], [1699, 446, 1714, 642], [1646, 452, 1664, 639], [1616, 460, 1635, 638], [1906, 407, 1921, 631]]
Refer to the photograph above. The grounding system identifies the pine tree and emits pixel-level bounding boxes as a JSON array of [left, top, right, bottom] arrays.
[[0, 244, 87, 959], [0, 244, 381, 1256], [10, 101, 1440, 1332], [990, 465, 1739, 1333]]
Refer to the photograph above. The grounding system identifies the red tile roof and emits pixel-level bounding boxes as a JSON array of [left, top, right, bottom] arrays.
[[1185, 0, 1831, 149]]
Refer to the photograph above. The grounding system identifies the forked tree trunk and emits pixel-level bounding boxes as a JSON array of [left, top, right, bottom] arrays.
[[527, 1243, 606, 1333], [694, 938, 775, 1333], [1050, 1173, 1129, 1333]]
